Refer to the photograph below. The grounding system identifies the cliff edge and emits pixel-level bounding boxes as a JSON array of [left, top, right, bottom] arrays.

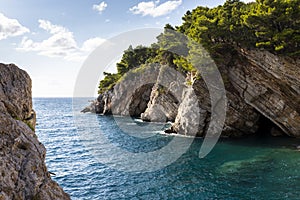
[[83, 49, 300, 138], [0, 64, 70, 200]]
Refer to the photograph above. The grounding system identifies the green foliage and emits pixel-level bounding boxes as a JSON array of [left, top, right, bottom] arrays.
[[116, 45, 158, 76], [186, 80, 193, 86], [180, 0, 300, 56], [157, 24, 189, 57], [157, 86, 166, 95], [98, 72, 120, 94], [173, 56, 194, 73], [98, 0, 300, 93], [14, 116, 35, 131], [98, 45, 158, 93], [25, 121, 35, 131]]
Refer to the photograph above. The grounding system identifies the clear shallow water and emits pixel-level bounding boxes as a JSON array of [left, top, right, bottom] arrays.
[[34, 98, 300, 200]]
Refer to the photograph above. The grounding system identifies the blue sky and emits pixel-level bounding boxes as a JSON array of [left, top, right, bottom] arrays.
[[0, 0, 235, 97]]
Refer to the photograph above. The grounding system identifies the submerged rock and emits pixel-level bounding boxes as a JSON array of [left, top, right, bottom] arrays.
[[217, 154, 272, 174], [0, 64, 70, 200]]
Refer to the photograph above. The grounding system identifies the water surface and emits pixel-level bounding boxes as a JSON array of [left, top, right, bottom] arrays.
[[34, 98, 300, 200]]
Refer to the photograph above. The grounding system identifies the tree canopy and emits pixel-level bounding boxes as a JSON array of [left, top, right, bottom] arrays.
[[179, 0, 300, 56], [98, 0, 300, 93]]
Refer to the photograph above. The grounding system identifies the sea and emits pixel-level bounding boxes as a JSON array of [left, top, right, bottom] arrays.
[[33, 98, 300, 200]]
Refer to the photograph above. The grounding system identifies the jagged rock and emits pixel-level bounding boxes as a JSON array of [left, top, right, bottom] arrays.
[[0, 64, 70, 200], [171, 49, 300, 138], [96, 91, 113, 114], [83, 64, 160, 116], [171, 86, 205, 136], [110, 64, 160, 116], [141, 66, 185, 122], [170, 78, 260, 137], [81, 101, 96, 113], [222, 91, 261, 137], [81, 91, 113, 114], [228, 49, 300, 137], [128, 85, 152, 117], [84, 49, 300, 138], [0, 64, 36, 129]]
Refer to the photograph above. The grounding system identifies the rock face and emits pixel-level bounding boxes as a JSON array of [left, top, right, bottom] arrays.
[[172, 49, 300, 137], [171, 77, 261, 137], [141, 65, 185, 122], [0, 64, 70, 200], [84, 49, 300, 138], [110, 64, 160, 116], [83, 64, 183, 122], [229, 50, 300, 137]]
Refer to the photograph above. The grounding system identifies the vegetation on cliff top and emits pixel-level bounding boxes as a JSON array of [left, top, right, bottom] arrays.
[[180, 0, 300, 56], [98, 0, 300, 94]]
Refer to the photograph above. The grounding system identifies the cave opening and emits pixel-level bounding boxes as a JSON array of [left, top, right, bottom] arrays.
[[255, 115, 285, 137], [128, 84, 154, 118]]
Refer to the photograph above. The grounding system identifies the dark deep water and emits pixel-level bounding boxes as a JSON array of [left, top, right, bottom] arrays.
[[33, 98, 300, 200]]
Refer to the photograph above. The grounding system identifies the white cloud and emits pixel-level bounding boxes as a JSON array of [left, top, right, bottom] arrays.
[[81, 37, 106, 52], [129, 0, 182, 17], [0, 13, 29, 40], [17, 20, 105, 62], [93, 2, 108, 14]]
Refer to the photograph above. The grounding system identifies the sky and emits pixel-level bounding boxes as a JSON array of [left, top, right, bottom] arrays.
[[0, 0, 251, 97]]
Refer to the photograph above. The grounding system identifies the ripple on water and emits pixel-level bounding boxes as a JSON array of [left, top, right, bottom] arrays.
[[33, 98, 300, 200]]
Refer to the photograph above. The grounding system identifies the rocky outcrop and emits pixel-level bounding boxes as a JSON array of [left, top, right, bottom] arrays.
[[83, 64, 183, 121], [228, 50, 300, 137], [171, 76, 261, 137], [110, 64, 160, 116], [141, 84, 179, 122], [84, 49, 300, 138], [141, 65, 185, 122], [171, 49, 299, 137], [81, 91, 113, 114], [0, 64, 70, 200]]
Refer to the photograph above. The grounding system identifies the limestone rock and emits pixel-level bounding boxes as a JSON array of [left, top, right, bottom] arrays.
[[81, 91, 113, 114], [171, 49, 299, 138], [141, 66, 185, 122], [171, 86, 206, 136], [84, 49, 300, 138], [0, 63, 70, 200], [228, 49, 300, 137], [0, 64, 36, 129], [84, 64, 160, 117], [170, 78, 260, 137], [110, 64, 160, 116]]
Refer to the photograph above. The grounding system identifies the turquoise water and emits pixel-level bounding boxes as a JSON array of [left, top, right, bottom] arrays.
[[34, 98, 300, 200]]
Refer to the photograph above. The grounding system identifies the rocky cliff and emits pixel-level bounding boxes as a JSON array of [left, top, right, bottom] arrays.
[[83, 49, 300, 138], [0, 64, 70, 200], [229, 50, 300, 137]]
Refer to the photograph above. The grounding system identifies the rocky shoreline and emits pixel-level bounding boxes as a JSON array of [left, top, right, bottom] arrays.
[[83, 49, 300, 138], [0, 64, 70, 200]]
